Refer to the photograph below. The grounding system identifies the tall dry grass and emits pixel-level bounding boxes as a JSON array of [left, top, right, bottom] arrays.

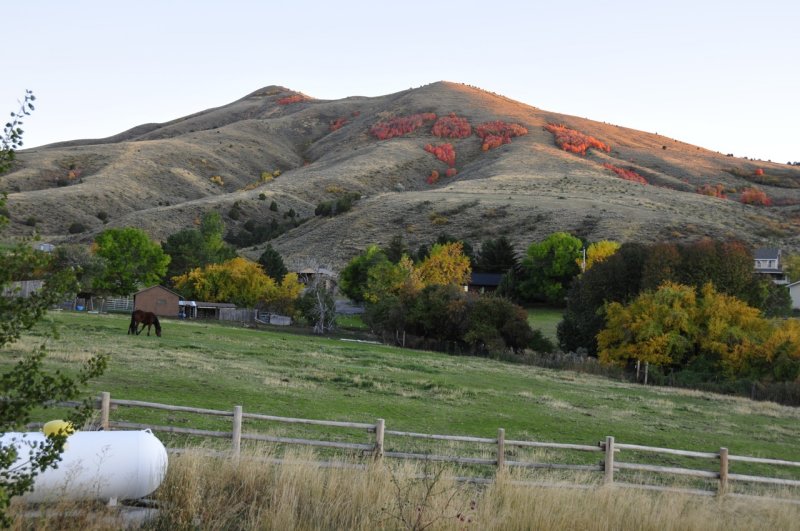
[[10, 449, 800, 530], [149, 450, 800, 530]]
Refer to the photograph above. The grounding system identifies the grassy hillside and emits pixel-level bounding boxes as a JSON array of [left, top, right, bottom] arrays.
[[5, 311, 800, 472], [3, 82, 800, 270]]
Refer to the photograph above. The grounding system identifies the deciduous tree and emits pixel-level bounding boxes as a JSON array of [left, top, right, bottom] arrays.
[[93, 227, 170, 295], [520, 232, 582, 304]]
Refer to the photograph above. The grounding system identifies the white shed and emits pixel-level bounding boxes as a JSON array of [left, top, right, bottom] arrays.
[[789, 281, 800, 310]]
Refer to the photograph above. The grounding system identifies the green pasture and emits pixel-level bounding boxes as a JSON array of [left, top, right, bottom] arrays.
[[527, 306, 563, 342], [3, 311, 800, 479]]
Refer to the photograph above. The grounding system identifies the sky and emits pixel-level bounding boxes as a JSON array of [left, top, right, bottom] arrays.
[[3, 0, 798, 163]]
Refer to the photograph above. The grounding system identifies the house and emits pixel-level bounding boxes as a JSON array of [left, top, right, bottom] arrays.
[[789, 281, 800, 310], [467, 273, 504, 294], [754, 248, 788, 285], [134, 285, 181, 318]]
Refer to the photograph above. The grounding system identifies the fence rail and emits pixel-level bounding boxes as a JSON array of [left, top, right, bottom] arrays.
[[56, 392, 797, 502]]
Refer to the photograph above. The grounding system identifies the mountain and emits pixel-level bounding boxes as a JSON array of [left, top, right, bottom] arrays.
[[3, 81, 799, 270]]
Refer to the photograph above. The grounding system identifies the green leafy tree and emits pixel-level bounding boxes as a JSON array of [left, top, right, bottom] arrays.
[[520, 232, 583, 304], [93, 227, 171, 295], [258, 244, 288, 281], [783, 253, 800, 283], [339, 245, 390, 303], [1, 92, 106, 525], [162, 212, 236, 283], [558, 243, 648, 354]]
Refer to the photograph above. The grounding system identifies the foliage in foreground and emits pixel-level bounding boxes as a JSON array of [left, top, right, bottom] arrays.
[[1, 92, 106, 526]]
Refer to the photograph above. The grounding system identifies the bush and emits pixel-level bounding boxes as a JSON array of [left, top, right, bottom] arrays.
[[424, 143, 456, 167], [601, 163, 648, 184], [696, 184, 727, 199], [544, 123, 610, 155], [315, 192, 360, 217], [740, 187, 771, 206], [370, 113, 437, 140], [210, 175, 224, 186], [475, 121, 528, 151], [269, 200, 277, 210], [259, 193, 267, 201], [329, 117, 348, 132], [277, 94, 309, 105], [431, 113, 472, 139], [23, 216, 37, 227], [96, 211, 109, 222], [68, 222, 86, 234], [427, 170, 440, 185]]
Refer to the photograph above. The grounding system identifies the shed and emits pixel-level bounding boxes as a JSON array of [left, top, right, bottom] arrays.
[[134, 286, 181, 318], [789, 281, 800, 310], [195, 301, 237, 320]]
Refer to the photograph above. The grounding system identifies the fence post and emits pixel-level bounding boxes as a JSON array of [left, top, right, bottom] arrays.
[[497, 428, 505, 470], [375, 418, 385, 459], [232, 406, 243, 461], [719, 447, 729, 494], [100, 392, 111, 431], [604, 436, 615, 485]]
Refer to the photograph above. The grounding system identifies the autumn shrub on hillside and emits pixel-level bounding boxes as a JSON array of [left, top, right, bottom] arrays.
[[602, 163, 648, 184], [370, 113, 437, 140], [431, 113, 472, 138], [329, 117, 348, 131], [475, 121, 528, 151], [696, 184, 727, 199], [424, 143, 456, 167], [755, 168, 765, 176], [740, 187, 772, 206], [446, 168, 457, 178], [545, 123, 610, 155], [427, 170, 440, 185], [277, 94, 309, 105]]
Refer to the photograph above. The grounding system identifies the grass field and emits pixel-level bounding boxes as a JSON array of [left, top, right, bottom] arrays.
[[526, 306, 563, 342], [5, 311, 800, 473]]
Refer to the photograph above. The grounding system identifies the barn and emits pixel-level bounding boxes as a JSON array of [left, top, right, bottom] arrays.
[[134, 286, 181, 318]]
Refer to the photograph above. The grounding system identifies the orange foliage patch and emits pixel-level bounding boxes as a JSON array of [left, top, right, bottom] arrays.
[[432, 113, 472, 139], [696, 184, 727, 199], [445, 168, 457, 178], [424, 143, 456, 167], [475, 121, 528, 151], [427, 170, 440, 185], [277, 94, 309, 105], [740, 187, 772, 206], [370, 113, 437, 140], [545, 123, 610, 155], [602, 163, 647, 184], [754, 168, 765, 176], [329, 117, 348, 132]]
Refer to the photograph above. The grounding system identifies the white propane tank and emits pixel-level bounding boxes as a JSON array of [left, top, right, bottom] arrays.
[[0, 430, 168, 503]]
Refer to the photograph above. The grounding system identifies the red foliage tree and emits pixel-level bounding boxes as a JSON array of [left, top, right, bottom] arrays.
[[432, 113, 472, 139], [427, 170, 440, 185], [475, 121, 528, 151], [370, 113, 437, 140], [740, 187, 771, 206], [545, 123, 610, 155], [445, 168, 457, 178], [696, 184, 727, 199], [754, 168, 765, 176], [424, 143, 456, 167], [329, 117, 348, 132], [602, 163, 648, 184]]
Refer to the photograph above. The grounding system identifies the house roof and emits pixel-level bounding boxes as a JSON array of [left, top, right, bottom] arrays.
[[134, 285, 181, 297], [469, 273, 504, 286], [754, 248, 780, 260], [788, 281, 800, 289]]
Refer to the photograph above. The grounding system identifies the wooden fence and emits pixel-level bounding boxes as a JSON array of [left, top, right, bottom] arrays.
[[83, 392, 800, 501]]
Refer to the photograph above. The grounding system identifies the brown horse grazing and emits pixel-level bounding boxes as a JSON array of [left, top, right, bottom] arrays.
[[128, 310, 162, 337]]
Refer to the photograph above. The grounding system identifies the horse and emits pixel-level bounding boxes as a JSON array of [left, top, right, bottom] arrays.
[[128, 310, 162, 337]]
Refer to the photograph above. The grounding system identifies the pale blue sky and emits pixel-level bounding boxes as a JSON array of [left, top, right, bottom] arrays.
[[4, 0, 798, 163]]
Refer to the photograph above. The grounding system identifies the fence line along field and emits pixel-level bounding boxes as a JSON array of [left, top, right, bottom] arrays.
[[6, 311, 800, 472]]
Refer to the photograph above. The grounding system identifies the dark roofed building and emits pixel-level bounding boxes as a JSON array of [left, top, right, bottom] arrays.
[[467, 273, 504, 294]]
